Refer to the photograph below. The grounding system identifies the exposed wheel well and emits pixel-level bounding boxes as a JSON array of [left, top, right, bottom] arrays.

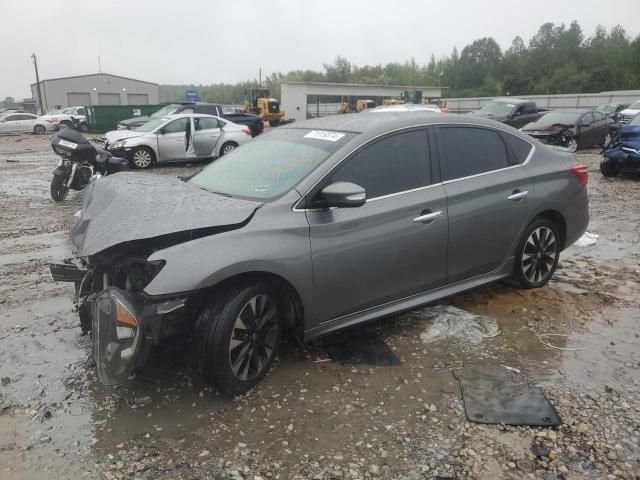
[[534, 210, 567, 250], [198, 272, 304, 334]]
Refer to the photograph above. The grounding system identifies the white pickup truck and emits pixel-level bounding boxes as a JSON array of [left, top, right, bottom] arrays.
[[40, 106, 88, 131], [616, 99, 640, 126]]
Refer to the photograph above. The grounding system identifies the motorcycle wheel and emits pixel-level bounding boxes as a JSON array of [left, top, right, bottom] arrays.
[[600, 159, 619, 178], [50, 175, 70, 202]]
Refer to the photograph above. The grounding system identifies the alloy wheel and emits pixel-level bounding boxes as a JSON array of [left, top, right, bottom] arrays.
[[228, 294, 279, 381], [222, 143, 236, 154], [567, 138, 578, 152], [132, 149, 152, 168], [521, 227, 556, 284]]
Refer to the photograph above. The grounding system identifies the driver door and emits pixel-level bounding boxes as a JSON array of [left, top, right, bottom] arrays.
[[156, 117, 189, 161], [192, 116, 222, 158]]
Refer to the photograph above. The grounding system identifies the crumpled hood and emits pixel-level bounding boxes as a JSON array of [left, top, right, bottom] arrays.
[[522, 122, 575, 134], [105, 130, 146, 144], [619, 125, 640, 141], [119, 116, 151, 126], [71, 172, 262, 257], [469, 111, 506, 121]]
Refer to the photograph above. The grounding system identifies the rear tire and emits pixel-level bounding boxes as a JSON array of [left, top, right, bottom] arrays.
[[34, 124, 46, 135], [130, 147, 155, 169], [220, 141, 238, 156], [50, 175, 69, 202], [512, 218, 560, 289], [194, 281, 283, 395], [600, 158, 619, 178]]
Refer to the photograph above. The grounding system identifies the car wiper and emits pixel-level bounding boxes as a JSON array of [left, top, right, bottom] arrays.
[[198, 186, 233, 198]]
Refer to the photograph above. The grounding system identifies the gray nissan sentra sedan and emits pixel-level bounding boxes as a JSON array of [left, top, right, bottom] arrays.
[[52, 112, 589, 394]]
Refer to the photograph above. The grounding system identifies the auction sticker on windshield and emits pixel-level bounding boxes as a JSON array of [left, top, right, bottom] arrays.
[[58, 139, 78, 149], [304, 130, 345, 142]]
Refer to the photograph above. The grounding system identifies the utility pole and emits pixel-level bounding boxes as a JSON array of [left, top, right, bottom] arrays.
[[259, 67, 262, 87], [98, 56, 102, 73], [31, 53, 44, 114]]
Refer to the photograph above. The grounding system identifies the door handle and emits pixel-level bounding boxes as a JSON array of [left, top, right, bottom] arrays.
[[413, 210, 442, 223], [507, 190, 529, 201]]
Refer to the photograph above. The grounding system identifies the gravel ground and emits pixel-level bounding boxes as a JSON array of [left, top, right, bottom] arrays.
[[0, 134, 639, 480]]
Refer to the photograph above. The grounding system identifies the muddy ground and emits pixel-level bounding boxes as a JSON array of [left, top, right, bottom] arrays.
[[0, 134, 639, 480]]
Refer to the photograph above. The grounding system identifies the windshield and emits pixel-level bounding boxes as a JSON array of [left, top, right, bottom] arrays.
[[189, 128, 354, 200], [61, 107, 75, 114], [134, 118, 167, 132], [537, 111, 581, 125], [150, 104, 181, 118], [629, 101, 640, 110], [595, 104, 614, 114], [480, 101, 516, 116]]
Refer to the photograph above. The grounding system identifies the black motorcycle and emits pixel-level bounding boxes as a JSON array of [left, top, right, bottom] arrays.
[[50, 124, 129, 202]]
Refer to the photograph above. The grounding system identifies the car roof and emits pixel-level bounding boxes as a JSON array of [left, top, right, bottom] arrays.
[[282, 112, 515, 135], [164, 113, 220, 119], [492, 98, 530, 104]]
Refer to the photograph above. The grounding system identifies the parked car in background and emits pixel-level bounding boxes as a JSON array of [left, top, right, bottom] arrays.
[[616, 100, 640, 126], [0, 108, 25, 115], [521, 109, 614, 152], [470, 98, 546, 128], [367, 104, 441, 113], [104, 113, 252, 168], [600, 113, 640, 177], [40, 106, 88, 131], [595, 103, 627, 122], [117, 102, 264, 137], [54, 113, 589, 393], [0, 112, 52, 135]]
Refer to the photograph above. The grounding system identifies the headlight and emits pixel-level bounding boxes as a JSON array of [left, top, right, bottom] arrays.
[[110, 140, 126, 149]]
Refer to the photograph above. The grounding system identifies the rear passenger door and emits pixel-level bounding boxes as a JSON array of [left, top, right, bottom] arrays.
[[192, 117, 222, 157], [306, 128, 448, 323], [436, 125, 534, 284]]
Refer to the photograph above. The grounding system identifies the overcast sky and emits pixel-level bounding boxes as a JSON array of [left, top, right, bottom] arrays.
[[1, 0, 639, 99]]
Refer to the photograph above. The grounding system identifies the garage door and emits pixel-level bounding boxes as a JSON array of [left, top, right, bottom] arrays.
[[98, 93, 121, 105], [67, 93, 91, 106], [127, 93, 148, 105]]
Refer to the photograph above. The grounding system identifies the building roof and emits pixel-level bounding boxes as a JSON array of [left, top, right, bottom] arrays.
[[281, 81, 446, 90], [31, 72, 158, 87]]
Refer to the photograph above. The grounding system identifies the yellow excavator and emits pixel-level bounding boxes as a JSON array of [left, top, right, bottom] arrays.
[[243, 88, 285, 126], [339, 98, 376, 114]]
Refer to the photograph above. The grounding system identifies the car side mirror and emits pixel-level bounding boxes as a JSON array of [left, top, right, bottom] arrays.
[[320, 182, 366, 208], [157, 128, 165, 135]]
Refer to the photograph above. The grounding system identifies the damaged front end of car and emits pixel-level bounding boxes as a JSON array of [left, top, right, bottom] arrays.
[[48, 172, 262, 385]]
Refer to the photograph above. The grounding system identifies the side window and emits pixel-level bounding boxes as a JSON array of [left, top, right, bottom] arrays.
[[194, 117, 221, 131], [500, 132, 533, 165], [163, 118, 188, 134], [514, 105, 524, 116], [524, 103, 536, 114], [4, 115, 18, 121], [439, 126, 511, 180], [592, 111, 604, 122], [331, 129, 430, 199], [581, 113, 594, 125], [196, 105, 218, 115], [76, 107, 86, 116]]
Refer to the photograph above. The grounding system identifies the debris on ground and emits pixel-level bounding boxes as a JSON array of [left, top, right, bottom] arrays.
[[419, 305, 501, 344], [574, 231, 599, 247]]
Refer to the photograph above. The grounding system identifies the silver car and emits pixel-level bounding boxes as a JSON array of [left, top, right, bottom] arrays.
[[0, 112, 52, 135], [104, 113, 252, 168], [54, 112, 589, 394]]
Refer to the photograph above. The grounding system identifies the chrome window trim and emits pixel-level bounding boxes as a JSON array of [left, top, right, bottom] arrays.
[[292, 122, 536, 212]]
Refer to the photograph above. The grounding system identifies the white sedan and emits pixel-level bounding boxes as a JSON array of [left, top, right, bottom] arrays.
[[104, 113, 253, 169], [0, 112, 52, 135]]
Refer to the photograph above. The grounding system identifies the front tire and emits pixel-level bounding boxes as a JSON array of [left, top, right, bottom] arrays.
[[50, 175, 69, 202], [130, 147, 155, 169], [566, 137, 578, 153], [513, 218, 560, 289], [34, 124, 46, 135], [220, 141, 238, 156], [194, 282, 283, 395], [600, 158, 619, 178]]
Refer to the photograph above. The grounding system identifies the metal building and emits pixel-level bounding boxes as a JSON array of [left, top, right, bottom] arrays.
[[30, 73, 159, 113], [281, 81, 444, 123]]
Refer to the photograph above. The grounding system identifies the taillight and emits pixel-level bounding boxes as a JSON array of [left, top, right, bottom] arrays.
[[570, 163, 588, 186], [242, 127, 252, 137]]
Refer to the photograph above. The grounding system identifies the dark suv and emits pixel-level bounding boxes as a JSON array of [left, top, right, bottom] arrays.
[[53, 113, 589, 394], [118, 102, 264, 136]]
